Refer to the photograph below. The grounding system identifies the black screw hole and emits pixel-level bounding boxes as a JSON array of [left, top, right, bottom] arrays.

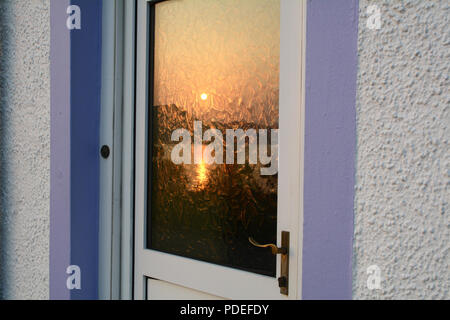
[[101, 145, 110, 159]]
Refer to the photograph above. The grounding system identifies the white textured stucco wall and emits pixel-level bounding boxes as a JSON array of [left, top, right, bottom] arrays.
[[0, 0, 50, 299], [354, 0, 449, 299]]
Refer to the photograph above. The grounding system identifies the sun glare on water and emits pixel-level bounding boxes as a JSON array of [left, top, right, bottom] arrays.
[[197, 161, 208, 186]]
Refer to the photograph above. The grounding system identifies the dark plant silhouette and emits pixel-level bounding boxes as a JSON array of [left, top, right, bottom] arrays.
[[147, 105, 278, 276]]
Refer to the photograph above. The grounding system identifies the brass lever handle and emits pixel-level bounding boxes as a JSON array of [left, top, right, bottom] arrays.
[[248, 231, 290, 296], [248, 237, 287, 255]]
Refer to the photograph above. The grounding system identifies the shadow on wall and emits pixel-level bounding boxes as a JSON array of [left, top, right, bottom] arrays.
[[0, 1, 14, 299], [0, 0, 50, 300]]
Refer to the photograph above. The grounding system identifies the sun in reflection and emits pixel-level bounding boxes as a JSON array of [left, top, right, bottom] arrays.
[[200, 93, 208, 101], [197, 160, 208, 186], [188, 145, 210, 190]]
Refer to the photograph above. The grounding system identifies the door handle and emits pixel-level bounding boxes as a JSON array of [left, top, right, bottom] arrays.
[[248, 231, 289, 295], [248, 237, 287, 255]]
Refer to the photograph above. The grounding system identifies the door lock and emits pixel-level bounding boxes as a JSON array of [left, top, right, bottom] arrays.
[[249, 231, 289, 295]]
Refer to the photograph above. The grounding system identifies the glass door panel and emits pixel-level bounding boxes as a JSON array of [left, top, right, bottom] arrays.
[[147, 0, 280, 277]]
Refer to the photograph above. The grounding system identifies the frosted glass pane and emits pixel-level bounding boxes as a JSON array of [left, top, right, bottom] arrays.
[[148, 0, 280, 277]]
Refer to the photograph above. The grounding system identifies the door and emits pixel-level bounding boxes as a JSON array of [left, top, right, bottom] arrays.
[[135, 0, 305, 300]]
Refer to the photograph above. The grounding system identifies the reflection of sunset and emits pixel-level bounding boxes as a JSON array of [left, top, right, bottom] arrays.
[[153, 0, 280, 127], [149, 0, 280, 277], [190, 145, 211, 190], [196, 160, 208, 188]]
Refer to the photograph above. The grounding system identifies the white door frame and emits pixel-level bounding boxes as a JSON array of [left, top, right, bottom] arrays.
[[99, 0, 136, 300], [133, 0, 306, 300]]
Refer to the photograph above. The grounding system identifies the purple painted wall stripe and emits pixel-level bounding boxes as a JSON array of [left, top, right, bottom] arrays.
[[302, 0, 359, 300], [69, 0, 102, 300], [50, 0, 102, 300], [50, 0, 71, 300]]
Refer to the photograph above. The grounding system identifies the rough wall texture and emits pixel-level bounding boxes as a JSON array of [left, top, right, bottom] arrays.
[[0, 0, 50, 299], [354, 0, 449, 299]]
